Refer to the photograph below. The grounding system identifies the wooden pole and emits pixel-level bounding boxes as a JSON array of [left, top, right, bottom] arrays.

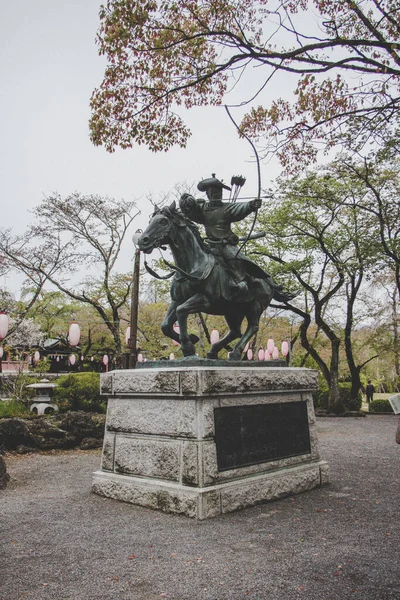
[[128, 247, 141, 369]]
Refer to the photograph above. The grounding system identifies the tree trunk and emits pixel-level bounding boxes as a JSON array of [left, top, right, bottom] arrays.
[[313, 299, 342, 413], [329, 338, 342, 413], [392, 293, 400, 377], [344, 281, 363, 403]]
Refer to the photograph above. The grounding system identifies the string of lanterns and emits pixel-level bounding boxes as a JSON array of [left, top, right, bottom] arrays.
[[166, 324, 290, 362], [1, 309, 291, 369], [1, 312, 121, 371], [68, 322, 112, 369]]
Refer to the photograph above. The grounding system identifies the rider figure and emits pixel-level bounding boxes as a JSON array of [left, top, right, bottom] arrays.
[[179, 174, 262, 299]]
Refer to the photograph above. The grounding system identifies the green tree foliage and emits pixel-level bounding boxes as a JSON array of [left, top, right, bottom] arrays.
[[368, 274, 400, 381], [24, 291, 80, 340], [90, 0, 400, 165], [0, 194, 140, 366], [333, 148, 400, 296], [253, 160, 387, 410]]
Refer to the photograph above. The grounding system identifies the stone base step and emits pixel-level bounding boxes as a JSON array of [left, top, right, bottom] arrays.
[[92, 460, 329, 520]]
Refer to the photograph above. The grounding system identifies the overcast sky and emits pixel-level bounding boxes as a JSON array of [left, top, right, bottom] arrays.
[[1, 0, 288, 294]]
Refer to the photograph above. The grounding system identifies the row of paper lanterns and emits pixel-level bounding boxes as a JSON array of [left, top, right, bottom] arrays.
[[0, 318, 110, 366], [0, 349, 110, 367], [67, 323, 112, 365], [169, 326, 289, 360], [2, 314, 290, 364]]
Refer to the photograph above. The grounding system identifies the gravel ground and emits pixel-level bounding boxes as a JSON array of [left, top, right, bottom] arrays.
[[1, 416, 399, 600]]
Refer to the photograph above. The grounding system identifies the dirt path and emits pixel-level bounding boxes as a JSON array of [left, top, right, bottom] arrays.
[[1, 417, 399, 600]]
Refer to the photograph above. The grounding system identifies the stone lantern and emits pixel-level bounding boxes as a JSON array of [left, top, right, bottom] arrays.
[[26, 379, 59, 416]]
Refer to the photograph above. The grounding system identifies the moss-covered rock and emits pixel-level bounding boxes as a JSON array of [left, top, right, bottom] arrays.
[[0, 412, 105, 452]]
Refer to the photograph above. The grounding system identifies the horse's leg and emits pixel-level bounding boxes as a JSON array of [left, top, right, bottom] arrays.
[[161, 301, 199, 347], [161, 301, 180, 344], [176, 293, 211, 357], [207, 313, 243, 359], [229, 307, 262, 361]]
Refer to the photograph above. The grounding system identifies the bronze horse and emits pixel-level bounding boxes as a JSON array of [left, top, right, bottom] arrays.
[[138, 202, 291, 360]]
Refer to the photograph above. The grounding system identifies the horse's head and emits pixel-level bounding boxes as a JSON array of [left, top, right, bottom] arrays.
[[138, 201, 184, 254]]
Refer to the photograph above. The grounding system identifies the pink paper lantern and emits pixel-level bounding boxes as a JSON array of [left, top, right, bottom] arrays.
[[247, 348, 253, 361], [281, 341, 289, 357], [90, 356, 94, 361], [102, 354, 109, 365], [69, 354, 76, 366], [68, 322, 81, 347], [125, 326, 131, 345], [81, 355, 84, 361], [258, 348, 265, 361], [272, 346, 279, 360], [0, 347, 3, 359], [267, 338, 275, 355], [244, 342, 250, 353], [34, 350, 40, 363], [169, 352, 174, 360], [173, 324, 180, 346], [264, 350, 271, 361], [210, 328, 220, 345], [0, 312, 9, 340], [56, 356, 60, 362], [137, 353, 143, 362]]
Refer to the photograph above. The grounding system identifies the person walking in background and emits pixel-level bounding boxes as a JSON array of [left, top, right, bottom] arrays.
[[366, 380, 375, 404]]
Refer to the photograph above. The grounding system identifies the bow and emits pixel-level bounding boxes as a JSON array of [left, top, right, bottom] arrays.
[[224, 105, 262, 257]]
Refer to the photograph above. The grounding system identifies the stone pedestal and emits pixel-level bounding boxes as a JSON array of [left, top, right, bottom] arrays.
[[92, 366, 329, 519]]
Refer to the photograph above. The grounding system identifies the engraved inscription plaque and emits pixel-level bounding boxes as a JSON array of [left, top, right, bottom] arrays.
[[214, 401, 311, 471]]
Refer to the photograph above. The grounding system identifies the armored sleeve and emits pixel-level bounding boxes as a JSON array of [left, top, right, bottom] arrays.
[[224, 201, 256, 222]]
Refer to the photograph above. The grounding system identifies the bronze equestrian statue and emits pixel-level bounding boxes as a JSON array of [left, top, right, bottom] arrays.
[[138, 174, 293, 360]]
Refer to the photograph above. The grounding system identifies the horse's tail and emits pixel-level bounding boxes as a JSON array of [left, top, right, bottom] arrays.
[[272, 286, 297, 303]]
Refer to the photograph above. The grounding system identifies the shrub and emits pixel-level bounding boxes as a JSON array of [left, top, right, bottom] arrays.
[[339, 382, 362, 412], [32, 358, 51, 376], [369, 399, 394, 413], [313, 386, 329, 410], [54, 373, 106, 413], [0, 373, 39, 404], [314, 381, 362, 411], [0, 399, 29, 418]]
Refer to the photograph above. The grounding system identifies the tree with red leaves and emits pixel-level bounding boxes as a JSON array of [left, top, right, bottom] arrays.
[[90, 0, 400, 167]]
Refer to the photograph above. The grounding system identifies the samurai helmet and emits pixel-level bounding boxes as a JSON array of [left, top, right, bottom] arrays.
[[197, 174, 231, 193]]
